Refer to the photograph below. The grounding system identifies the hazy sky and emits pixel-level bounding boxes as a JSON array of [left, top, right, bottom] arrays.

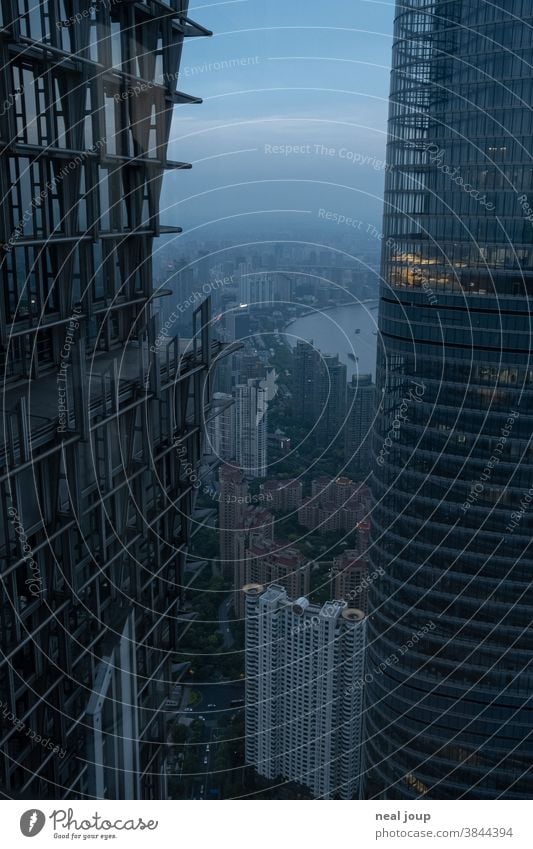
[[162, 0, 395, 241]]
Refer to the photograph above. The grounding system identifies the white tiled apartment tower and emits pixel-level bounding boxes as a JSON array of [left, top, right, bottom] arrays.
[[244, 584, 366, 799]]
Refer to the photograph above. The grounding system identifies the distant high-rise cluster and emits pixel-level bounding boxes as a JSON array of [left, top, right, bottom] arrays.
[[239, 271, 293, 310], [244, 585, 366, 799], [157, 241, 378, 329]]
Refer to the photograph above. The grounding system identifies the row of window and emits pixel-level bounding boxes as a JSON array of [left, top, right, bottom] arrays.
[[388, 137, 533, 166], [384, 212, 533, 247], [9, 0, 172, 87]]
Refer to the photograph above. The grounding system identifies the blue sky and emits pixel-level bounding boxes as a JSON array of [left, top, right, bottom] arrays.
[[162, 0, 395, 239]]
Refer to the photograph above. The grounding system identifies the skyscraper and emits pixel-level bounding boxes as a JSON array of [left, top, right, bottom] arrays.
[[233, 508, 274, 618], [206, 392, 234, 463], [0, 0, 216, 799], [365, 1, 533, 799], [232, 378, 268, 478], [315, 354, 347, 445], [344, 374, 375, 475], [218, 464, 249, 587], [244, 585, 366, 799], [218, 465, 274, 615], [292, 343, 347, 446], [292, 340, 320, 425]]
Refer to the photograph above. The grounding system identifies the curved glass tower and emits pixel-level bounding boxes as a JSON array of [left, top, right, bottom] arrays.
[[365, 1, 533, 798]]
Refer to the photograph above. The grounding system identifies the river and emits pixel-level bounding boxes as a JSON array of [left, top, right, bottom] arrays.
[[284, 300, 379, 378]]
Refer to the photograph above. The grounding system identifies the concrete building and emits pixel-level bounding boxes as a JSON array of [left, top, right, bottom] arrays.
[[239, 272, 292, 310], [218, 465, 249, 588], [261, 479, 303, 512], [268, 429, 292, 455], [235, 351, 268, 383], [206, 392, 234, 463], [310, 476, 357, 507], [244, 585, 366, 799], [331, 551, 370, 614], [243, 536, 311, 608], [233, 508, 275, 617], [218, 467, 277, 615], [356, 519, 371, 556], [233, 378, 268, 478], [298, 478, 371, 533]]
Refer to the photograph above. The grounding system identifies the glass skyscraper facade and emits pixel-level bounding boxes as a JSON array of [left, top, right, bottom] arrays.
[[0, 0, 225, 799], [365, 1, 533, 798]]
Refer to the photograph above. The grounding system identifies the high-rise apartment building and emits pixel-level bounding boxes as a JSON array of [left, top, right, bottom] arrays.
[[344, 374, 375, 475], [239, 271, 292, 310], [232, 378, 268, 478], [311, 475, 370, 508], [331, 550, 369, 614], [292, 340, 320, 425], [298, 477, 371, 533], [0, 0, 217, 799], [206, 392, 234, 463], [261, 478, 303, 512], [244, 585, 366, 799], [218, 465, 249, 584], [233, 508, 275, 618], [218, 466, 275, 615], [243, 536, 311, 611], [365, 0, 533, 799]]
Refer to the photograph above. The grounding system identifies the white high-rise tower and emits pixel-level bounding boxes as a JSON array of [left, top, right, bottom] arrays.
[[244, 584, 366, 799]]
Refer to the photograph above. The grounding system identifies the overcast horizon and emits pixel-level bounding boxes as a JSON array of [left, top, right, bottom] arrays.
[[161, 0, 395, 240]]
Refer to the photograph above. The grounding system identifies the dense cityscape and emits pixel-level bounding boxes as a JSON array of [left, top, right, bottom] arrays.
[[1, 0, 533, 836], [148, 233, 379, 800]]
